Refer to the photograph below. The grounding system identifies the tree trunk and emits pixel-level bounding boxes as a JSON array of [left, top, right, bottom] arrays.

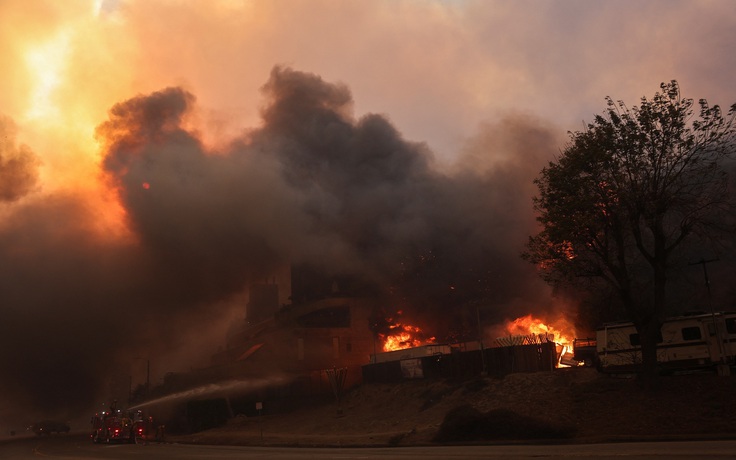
[[638, 218, 667, 385], [638, 318, 662, 386]]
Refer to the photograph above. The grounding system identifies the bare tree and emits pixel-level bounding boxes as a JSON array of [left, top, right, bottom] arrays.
[[524, 81, 736, 378]]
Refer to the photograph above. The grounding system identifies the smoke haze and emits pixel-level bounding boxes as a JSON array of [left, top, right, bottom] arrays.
[[1, 0, 734, 433], [0, 66, 561, 426]]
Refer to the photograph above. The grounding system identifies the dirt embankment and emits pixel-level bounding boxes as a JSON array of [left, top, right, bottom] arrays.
[[172, 367, 736, 447]]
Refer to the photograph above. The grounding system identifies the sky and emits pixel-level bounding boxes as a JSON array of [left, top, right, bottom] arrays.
[[1, 0, 735, 426]]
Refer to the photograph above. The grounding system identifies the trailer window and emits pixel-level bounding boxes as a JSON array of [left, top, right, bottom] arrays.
[[681, 327, 702, 341], [726, 318, 736, 334]]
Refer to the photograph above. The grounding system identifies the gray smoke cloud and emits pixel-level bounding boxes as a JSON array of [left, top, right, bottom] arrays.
[[101, 66, 562, 325], [0, 66, 562, 428]]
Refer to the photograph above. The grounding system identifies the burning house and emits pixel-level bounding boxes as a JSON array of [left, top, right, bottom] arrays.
[[129, 265, 382, 430], [132, 258, 582, 433], [362, 312, 579, 382], [202, 268, 579, 389], [158, 265, 380, 398]]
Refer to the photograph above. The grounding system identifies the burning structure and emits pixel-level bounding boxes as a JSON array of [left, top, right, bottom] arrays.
[[208, 265, 378, 388], [362, 316, 569, 383], [132, 264, 382, 428], [1, 64, 585, 431], [133, 258, 579, 433], [203, 266, 577, 390]]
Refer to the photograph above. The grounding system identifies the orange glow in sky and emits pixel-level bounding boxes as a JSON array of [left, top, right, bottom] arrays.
[[1, 0, 734, 241]]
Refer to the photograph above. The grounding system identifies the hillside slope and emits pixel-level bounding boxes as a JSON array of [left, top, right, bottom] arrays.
[[173, 368, 736, 446]]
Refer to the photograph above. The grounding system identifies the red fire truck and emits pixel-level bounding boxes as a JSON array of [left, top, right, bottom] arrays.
[[90, 407, 147, 444]]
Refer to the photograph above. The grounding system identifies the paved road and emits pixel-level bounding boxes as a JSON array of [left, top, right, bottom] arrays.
[[3, 434, 736, 459]]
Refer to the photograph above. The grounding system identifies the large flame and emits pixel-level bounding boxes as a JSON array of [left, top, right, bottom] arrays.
[[379, 317, 436, 352], [502, 314, 577, 366]]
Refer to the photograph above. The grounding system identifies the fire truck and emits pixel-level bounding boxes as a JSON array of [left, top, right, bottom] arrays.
[[90, 406, 148, 444]]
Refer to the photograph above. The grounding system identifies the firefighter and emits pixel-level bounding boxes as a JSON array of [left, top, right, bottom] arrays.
[[155, 424, 165, 441]]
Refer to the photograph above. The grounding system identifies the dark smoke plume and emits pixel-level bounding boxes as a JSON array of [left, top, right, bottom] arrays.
[[0, 116, 40, 201], [0, 66, 562, 430], [101, 66, 563, 326]]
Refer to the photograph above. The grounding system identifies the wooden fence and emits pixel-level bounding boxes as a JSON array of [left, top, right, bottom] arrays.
[[362, 342, 557, 383]]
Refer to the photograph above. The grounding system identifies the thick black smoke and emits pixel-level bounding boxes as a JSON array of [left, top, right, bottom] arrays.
[[100, 66, 563, 328], [0, 67, 562, 429]]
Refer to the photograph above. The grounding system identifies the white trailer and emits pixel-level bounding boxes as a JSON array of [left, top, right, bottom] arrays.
[[596, 311, 736, 372]]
